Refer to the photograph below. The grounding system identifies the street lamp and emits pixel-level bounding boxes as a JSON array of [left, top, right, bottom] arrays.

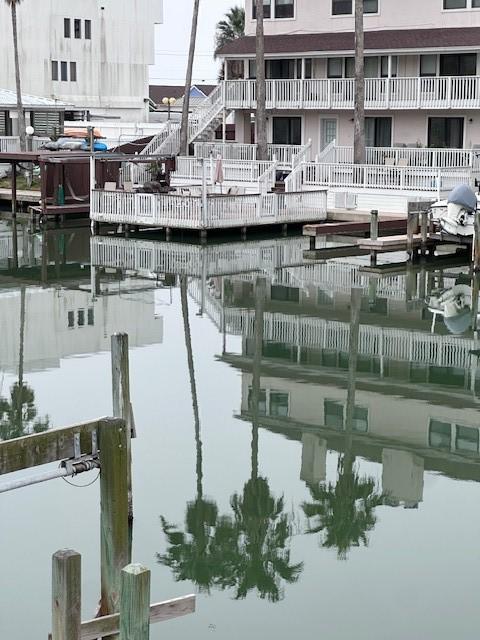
[[25, 125, 34, 152], [161, 97, 176, 121]]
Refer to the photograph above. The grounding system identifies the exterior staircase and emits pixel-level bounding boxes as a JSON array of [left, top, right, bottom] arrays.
[[142, 84, 230, 157]]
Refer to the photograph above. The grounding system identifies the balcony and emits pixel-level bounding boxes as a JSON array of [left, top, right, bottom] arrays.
[[223, 76, 480, 110]]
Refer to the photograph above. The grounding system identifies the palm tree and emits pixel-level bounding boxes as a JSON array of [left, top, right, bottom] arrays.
[[255, 0, 268, 161], [180, 0, 200, 156], [5, 0, 26, 151], [0, 382, 49, 440], [215, 6, 245, 53], [353, 0, 365, 164]]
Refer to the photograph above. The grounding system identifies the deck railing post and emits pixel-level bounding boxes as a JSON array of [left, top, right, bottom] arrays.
[[52, 550, 81, 640], [119, 564, 151, 640], [201, 159, 208, 228]]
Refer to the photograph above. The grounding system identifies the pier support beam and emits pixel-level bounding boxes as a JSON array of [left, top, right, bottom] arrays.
[[52, 550, 81, 640]]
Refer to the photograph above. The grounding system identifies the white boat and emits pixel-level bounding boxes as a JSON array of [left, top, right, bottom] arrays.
[[427, 282, 474, 334], [430, 184, 479, 238]]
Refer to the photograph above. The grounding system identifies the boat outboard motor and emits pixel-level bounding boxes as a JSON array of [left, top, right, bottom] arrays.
[[427, 283, 473, 335], [440, 184, 477, 237]]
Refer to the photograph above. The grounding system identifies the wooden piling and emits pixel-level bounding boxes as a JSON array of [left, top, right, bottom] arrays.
[[420, 210, 428, 257], [345, 288, 362, 428], [473, 213, 480, 273], [111, 334, 134, 554], [406, 212, 415, 260], [98, 418, 130, 618], [309, 235, 316, 251], [52, 550, 81, 640], [370, 209, 379, 241], [119, 564, 151, 640]]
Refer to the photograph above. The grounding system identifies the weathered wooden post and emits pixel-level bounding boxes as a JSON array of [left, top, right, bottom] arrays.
[[473, 212, 480, 273], [111, 333, 134, 557], [98, 418, 130, 618], [370, 209, 379, 241], [406, 211, 415, 260], [420, 210, 428, 257], [52, 550, 81, 640], [472, 272, 480, 332], [120, 564, 151, 640], [345, 287, 362, 427]]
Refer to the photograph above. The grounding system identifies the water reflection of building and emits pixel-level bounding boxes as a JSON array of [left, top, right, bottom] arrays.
[[0, 286, 163, 373]]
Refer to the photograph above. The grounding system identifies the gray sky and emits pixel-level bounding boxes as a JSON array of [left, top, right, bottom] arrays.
[[151, 0, 239, 86]]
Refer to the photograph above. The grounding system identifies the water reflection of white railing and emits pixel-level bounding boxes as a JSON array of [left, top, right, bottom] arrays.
[[91, 235, 313, 278], [220, 309, 475, 370]]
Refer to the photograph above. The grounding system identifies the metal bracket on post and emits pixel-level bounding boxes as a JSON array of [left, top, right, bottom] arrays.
[[73, 433, 81, 459]]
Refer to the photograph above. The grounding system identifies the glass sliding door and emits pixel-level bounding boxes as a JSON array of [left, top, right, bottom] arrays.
[[365, 117, 392, 147], [272, 117, 302, 145], [428, 117, 464, 148]]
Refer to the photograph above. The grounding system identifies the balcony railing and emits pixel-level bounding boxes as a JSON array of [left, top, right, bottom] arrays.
[[223, 76, 480, 110]]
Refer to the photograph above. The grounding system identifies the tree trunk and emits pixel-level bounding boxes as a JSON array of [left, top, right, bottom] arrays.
[[11, 3, 26, 152], [255, 0, 268, 161], [251, 277, 266, 481], [179, 0, 200, 157], [353, 0, 365, 165]]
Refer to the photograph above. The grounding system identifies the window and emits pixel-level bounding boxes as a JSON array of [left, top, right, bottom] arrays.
[[272, 116, 302, 145], [70, 62, 77, 82], [87, 308, 94, 326], [85, 19, 91, 39], [455, 425, 479, 453], [440, 53, 476, 76], [443, 0, 480, 7], [61, 61, 68, 81], [78, 309, 85, 327], [67, 311, 74, 328], [420, 54, 437, 77], [51, 60, 59, 81], [332, 0, 378, 14], [353, 406, 368, 433], [275, 0, 294, 18], [252, 0, 272, 19], [428, 117, 464, 148], [327, 57, 343, 78], [324, 400, 344, 429], [74, 18, 81, 38], [380, 55, 398, 77], [64, 18, 71, 38], [429, 419, 451, 449], [270, 392, 289, 417], [365, 117, 392, 147], [364, 56, 379, 78], [271, 285, 300, 302]]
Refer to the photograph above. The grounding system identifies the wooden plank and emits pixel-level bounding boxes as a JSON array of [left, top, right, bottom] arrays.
[[80, 595, 196, 640], [303, 218, 406, 237], [52, 550, 81, 640], [0, 419, 101, 475], [358, 234, 437, 250], [120, 565, 150, 640], [303, 246, 370, 260]]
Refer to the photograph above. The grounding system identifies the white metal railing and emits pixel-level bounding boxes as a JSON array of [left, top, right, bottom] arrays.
[[292, 162, 473, 196], [223, 76, 480, 110], [0, 136, 49, 153], [292, 138, 312, 170], [258, 161, 277, 194], [193, 142, 307, 169], [90, 188, 327, 229], [174, 156, 276, 187], [327, 145, 480, 169]]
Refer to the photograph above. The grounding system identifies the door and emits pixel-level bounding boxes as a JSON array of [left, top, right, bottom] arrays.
[[272, 117, 302, 145], [428, 117, 464, 148], [321, 118, 337, 150]]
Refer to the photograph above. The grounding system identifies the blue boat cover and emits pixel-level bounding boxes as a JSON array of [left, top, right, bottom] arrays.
[[447, 184, 477, 212]]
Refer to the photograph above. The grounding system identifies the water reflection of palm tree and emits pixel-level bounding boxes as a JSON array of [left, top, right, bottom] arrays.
[[302, 289, 383, 559], [158, 277, 226, 591], [226, 277, 302, 602], [0, 287, 49, 440]]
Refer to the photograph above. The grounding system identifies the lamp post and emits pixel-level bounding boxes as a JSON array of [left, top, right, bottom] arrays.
[[25, 125, 35, 188], [161, 97, 176, 121], [25, 125, 34, 152]]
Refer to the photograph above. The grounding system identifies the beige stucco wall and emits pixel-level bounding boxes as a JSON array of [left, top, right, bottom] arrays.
[[245, 0, 480, 37]]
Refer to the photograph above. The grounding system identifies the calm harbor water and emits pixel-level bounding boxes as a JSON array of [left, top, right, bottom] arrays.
[[1, 222, 480, 639]]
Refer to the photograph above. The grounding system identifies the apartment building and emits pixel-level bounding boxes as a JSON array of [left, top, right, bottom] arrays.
[[217, 0, 480, 155], [0, 0, 162, 121]]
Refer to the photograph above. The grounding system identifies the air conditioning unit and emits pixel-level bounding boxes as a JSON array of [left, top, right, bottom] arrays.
[[335, 192, 358, 210]]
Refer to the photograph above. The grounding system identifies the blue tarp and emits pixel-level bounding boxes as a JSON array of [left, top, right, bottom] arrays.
[[447, 184, 477, 212]]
